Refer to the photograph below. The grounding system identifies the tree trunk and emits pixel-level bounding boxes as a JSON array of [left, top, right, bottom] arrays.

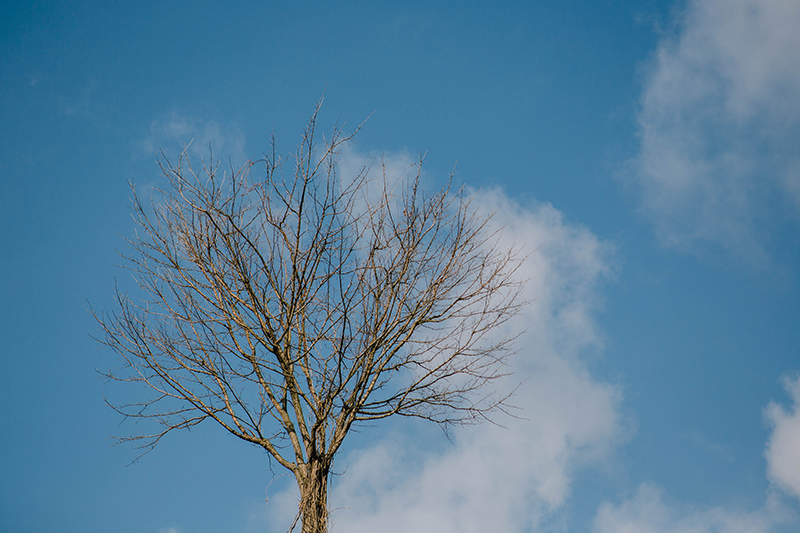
[[299, 457, 330, 533]]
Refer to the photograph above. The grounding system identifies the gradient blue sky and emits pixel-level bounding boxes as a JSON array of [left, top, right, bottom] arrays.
[[3, 1, 800, 532]]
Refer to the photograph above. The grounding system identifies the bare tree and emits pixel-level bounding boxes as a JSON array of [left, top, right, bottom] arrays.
[[97, 102, 523, 533]]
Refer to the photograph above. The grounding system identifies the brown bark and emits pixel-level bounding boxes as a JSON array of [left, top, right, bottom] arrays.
[[298, 456, 331, 533]]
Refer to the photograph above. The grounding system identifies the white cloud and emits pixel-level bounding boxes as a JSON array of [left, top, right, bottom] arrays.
[[328, 143, 421, 221], [303, 153, 626, 532], [591, 373, 800, 533], [632, 0, 800, 263], [765, 374, 800, 501], [329, 355, 621, 533], [592, 484, 789, 533], [142, 112, 247, 167]]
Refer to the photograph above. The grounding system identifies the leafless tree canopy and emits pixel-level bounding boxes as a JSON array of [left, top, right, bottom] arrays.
[[98, 104, 523, 532]]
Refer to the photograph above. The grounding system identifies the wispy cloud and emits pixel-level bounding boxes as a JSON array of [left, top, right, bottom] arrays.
[[592, 484, 790, 533], [631, 0, 800, 265], [591, 374, 800, 533], [765, 374, 800, 502], [141, 112, 247, 166]]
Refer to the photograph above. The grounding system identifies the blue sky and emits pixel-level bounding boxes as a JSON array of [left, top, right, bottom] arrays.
[[2, 1, 800, 532]]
